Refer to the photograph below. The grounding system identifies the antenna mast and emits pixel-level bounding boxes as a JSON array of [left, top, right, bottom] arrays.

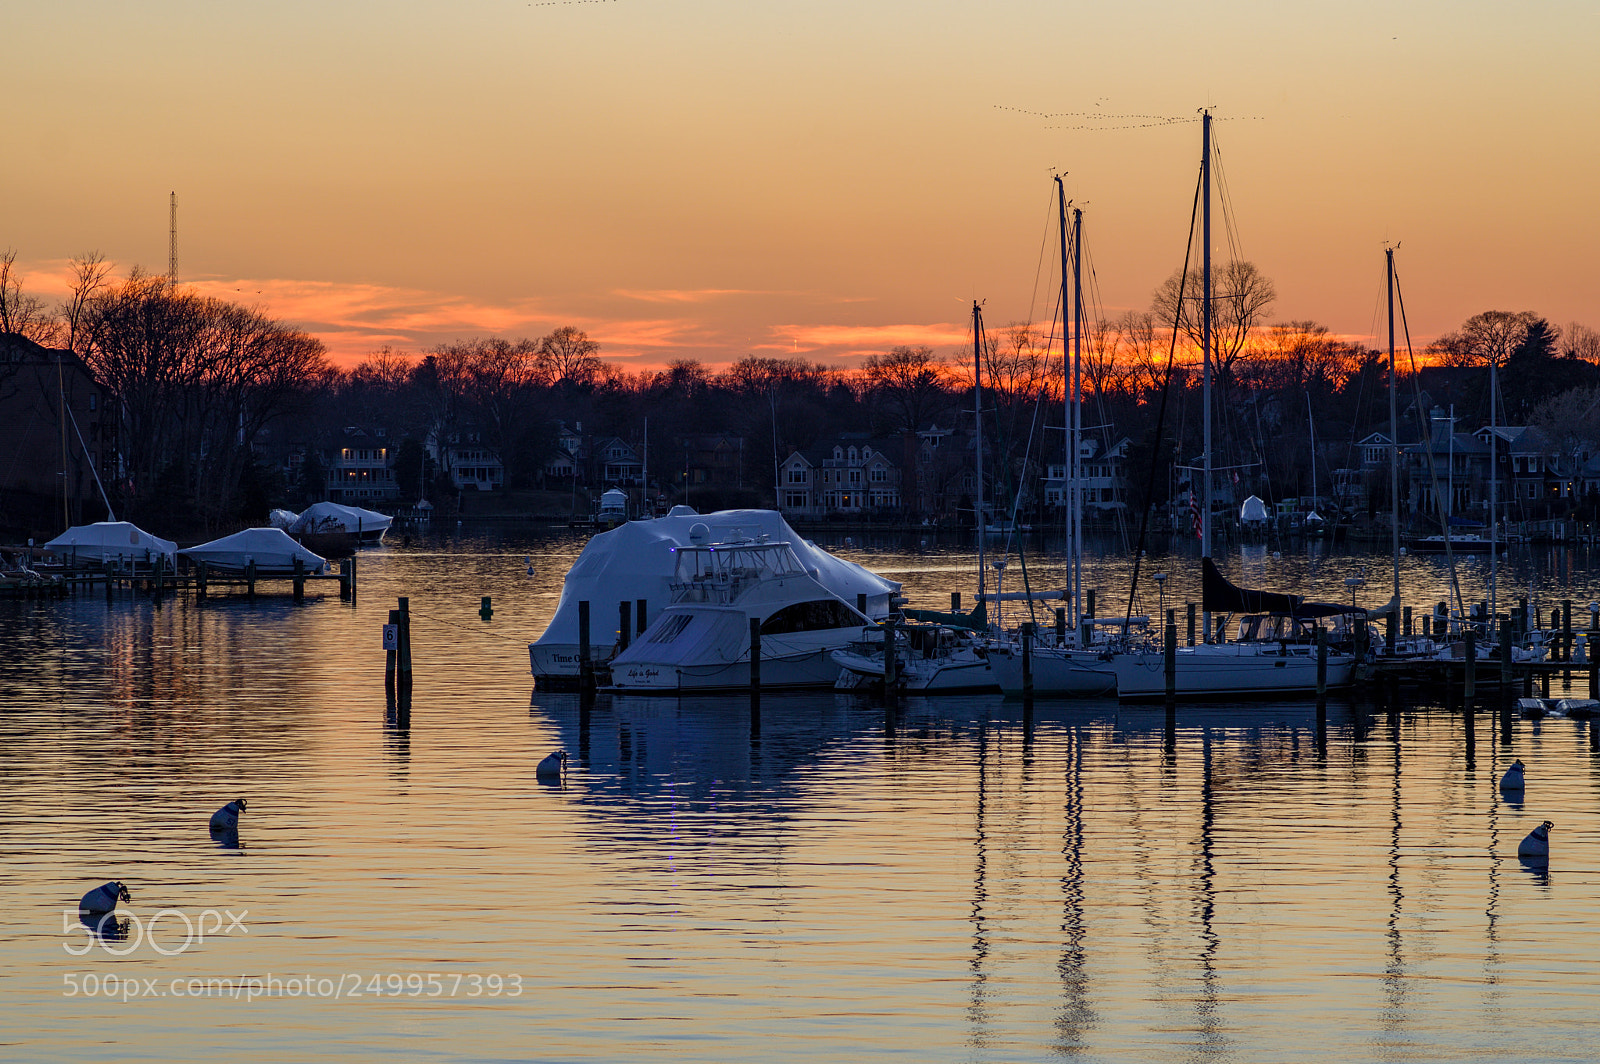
[[168, 192, 177, 284]]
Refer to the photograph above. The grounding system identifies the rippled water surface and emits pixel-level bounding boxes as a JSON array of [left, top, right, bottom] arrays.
[[5, 530, 1600, 1062]]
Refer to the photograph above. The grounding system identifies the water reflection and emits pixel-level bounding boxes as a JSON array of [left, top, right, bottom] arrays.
[[6, 534, 1600, 1062]]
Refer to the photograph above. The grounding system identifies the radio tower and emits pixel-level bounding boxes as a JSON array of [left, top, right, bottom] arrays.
[[168, 191, 177, 284]]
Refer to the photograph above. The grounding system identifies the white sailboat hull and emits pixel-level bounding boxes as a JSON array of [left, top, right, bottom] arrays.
[[831, 648, 998, 693], [986, 645, 1118, 697], [1110, 644, 1356, 700]]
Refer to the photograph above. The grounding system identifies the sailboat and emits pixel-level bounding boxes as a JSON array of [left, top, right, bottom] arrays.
[[1095, 111, 1359, 700], [835, 301, 1003, 693], [981, 185, 1121, 696]]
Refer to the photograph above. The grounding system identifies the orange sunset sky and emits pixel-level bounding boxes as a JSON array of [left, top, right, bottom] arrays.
[[8, 1, 1597, 370]]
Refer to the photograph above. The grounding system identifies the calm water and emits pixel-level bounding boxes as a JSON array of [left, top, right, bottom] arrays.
[[4, 530, 1600, 1062]]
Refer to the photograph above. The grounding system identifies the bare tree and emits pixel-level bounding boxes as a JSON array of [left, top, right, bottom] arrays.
[[0, 250, 60, 343], [536, 326, 602, 387], [60, 253, 113, 355], [1151, 259, 1276, 389], [860, 345, 951, 433], [1429, 310, 1543, 368], [1562, 321, 1600, 363]]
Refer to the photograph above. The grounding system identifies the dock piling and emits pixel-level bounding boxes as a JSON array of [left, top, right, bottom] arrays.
[[749, 616, 762, 724], [246, 561, 257, 600], [1054, 607, 1066, 646], [1187, 603, 1196, 647], [1464, 630, 1477, 702], [386, 608, 399, 694], [883, 619, 898, 704], [397, 596, 413, 709], [293, 558, 305, 603], [1165, 608, 1177, 707], [636, 598, 647, 635], [1021, 623, 1034, 700], [619, 600, 631, 650], [1315, 626, 1328, 705], [578, 600, 593, 693]]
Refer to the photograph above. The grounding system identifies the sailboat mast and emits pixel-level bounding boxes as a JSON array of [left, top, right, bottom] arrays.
[[1489, 355, 1498, 622], [1055, 177, 1074, 628], [1387, 248, 1400, 609], [1201, 112, 1213, 558], [1307, 391, 1317, 513], [1201, 110, 1214, 640], [973, 301, 987, 615], [1072, 206, 1085, 630]]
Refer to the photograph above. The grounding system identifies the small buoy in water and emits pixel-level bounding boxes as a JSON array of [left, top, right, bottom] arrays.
[[209, 798, 247, 833], [1499, 760, 1525, 791], [79, 881, 131, 914], [526, 556, 536, 576], [1272, 551, 1281, 560], [536, 750, 567, 781], [1518, 820, 1552, 863], [1399, 547, 1407, 556]]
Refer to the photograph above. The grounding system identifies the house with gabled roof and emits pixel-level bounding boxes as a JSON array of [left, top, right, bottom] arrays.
[[778, 434, 903, 517]]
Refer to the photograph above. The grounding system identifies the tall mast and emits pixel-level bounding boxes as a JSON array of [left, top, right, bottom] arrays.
[[1489, 350, 1498, 622], [1201, 109, 1214, 640], [973, 301, 987, 617], [1054, 176, 1075, 628], [1072, 205, 1085, 630], [1387, 248, 1400, 611], [1307, 391, 1317, 512]]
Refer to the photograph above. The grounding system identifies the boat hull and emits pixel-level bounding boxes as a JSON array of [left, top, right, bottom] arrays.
[[987, 645, 1117, 697], [1110, 645, 1356, 701], [607, 646, 843, 694], [831, 649, 998, 693]]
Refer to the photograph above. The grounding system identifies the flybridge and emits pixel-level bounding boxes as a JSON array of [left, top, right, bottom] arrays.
[[669, 539, 812, 605]]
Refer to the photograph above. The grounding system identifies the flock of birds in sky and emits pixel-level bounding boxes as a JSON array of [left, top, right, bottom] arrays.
[[75, 757, 1554, 932]]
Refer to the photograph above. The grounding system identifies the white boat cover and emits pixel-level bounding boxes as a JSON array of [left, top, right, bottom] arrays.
[[268, 509, 300, 530], [598, 489, 627, 513], [532, 508, 900, 654], [1240, 496, 1269, 522], [181, 528, 327, 574], [289, 501, 393, 535], [43, 522, 177, 564]]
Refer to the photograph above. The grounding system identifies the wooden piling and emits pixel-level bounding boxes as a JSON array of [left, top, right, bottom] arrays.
[[1562, 599, 1573, 662], [578, 600, 593, 693], [1086, 589, 1095, 617], [951, 591, 961, 612], [1021, 623, 1034, 700], [619, 600, 631, 651], [858, 592, 868, 617], [1464, 630, 1476, 701], [246, 561, 257, 600], [749, 616, 762, 719], [1403, 605, 1412, 638], [1187, 603, 1196, 647], [397, 596, 413, 708], [636, 598, 648, 635], [1165, 608, 1177, 707], [349, 554, 358, 604], [1316, 627, 1328, 703], [293, 558, 305, 603], [883, 619, 898, 704], [196, 561, 207, 599], [386, 607, 399, 693], [1054, 607, 1066, 645]]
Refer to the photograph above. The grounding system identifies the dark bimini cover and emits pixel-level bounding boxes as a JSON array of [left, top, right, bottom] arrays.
[[1201, 557, 1356, 619]]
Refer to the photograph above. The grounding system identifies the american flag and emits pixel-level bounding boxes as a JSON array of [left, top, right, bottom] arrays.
[[1188, 490, 1202, 539]]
